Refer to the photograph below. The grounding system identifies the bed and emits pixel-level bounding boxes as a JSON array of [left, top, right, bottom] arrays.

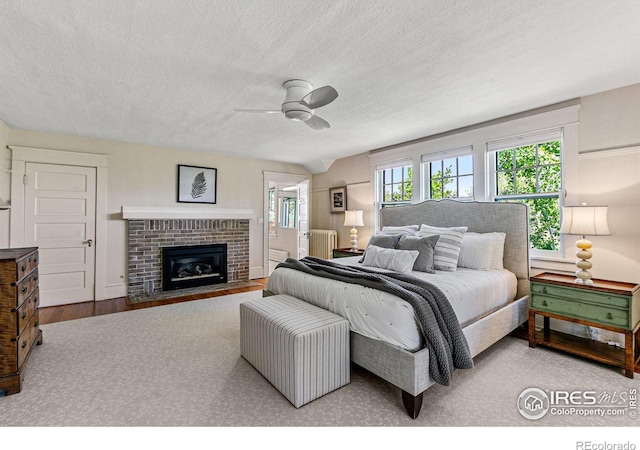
[[265, 199, 530, 418]]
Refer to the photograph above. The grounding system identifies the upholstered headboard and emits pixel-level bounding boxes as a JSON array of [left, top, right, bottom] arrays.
[[380, 199, 530, 298]]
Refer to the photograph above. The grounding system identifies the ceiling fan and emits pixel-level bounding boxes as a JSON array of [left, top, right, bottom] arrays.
[[235, 79, 338, 130]]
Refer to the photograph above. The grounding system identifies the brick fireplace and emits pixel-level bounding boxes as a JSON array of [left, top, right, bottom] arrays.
[[126, 217, 250, 299]]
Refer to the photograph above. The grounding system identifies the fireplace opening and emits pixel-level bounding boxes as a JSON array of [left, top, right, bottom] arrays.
[[162, 244, 227, 291]]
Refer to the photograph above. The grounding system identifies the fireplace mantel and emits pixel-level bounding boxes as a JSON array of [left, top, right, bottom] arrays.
[[121, 206, 255, 220]]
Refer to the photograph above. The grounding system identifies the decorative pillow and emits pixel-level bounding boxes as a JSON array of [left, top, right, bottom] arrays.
[[358, 233, 403, 262], [464, 232, 506, 270], [418, 224, 468, 272], [361, 245, 419, 274], [397, 234, 440, 273], [458, 233, 495, 270], [380, 225, 419, 236]]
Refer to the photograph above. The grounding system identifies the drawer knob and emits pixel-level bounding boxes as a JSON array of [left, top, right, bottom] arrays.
[[21, 340, 27, 349], [21, 286, 28, 294], [542, 300, 548, 306], [21, 264, 26, 272], [34, 321, 39, 328], [607, 313, 613, 320], [22, 311, 27, 319], [542, 287, 548, 294]]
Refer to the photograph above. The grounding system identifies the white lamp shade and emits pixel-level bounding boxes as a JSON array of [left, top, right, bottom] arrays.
[[344, 210, 364, 227], [560, 205, 610, 236]]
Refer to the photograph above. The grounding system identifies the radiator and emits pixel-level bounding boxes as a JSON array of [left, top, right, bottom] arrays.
[[269, 248, 289, 262], [309, 229, 337, 259]]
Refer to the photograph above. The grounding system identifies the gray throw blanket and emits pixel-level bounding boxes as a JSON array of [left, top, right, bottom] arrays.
[[275, 256, 473, 386]]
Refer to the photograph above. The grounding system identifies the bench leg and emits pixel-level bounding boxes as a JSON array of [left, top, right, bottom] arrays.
[[401, 390, 424, 419]]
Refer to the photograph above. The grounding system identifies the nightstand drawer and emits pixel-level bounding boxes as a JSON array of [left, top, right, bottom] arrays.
[[531, 294, 630, 328], [531, 282, 629, 309]]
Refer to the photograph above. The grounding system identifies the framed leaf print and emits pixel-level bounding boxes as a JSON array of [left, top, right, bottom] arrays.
[[177, 165, 217, 204]]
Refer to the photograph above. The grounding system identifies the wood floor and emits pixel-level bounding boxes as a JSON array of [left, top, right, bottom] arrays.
[[39, 278, 269, 325]]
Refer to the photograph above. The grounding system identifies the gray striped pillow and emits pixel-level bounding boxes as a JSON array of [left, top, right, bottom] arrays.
[[418, 224, 468, 272]]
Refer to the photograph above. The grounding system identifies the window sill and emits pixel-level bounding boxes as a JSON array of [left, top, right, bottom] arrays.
[[529, 255, 575, 274]]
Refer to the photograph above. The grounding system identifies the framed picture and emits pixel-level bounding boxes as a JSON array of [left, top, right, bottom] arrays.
[[329, 186, 347, 213], [177, 165, 217, 204]]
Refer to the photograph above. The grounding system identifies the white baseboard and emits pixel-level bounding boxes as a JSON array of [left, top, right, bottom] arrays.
[[100, 283, 127, 301], [249, 266, 265, 279]]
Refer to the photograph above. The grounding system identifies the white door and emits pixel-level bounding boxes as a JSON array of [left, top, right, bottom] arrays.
[[297, 180, 309, 259], [24, 163, 97, 306]]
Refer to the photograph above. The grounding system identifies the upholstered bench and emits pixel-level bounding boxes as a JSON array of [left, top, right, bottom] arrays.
[[240, 294, 350, 408]]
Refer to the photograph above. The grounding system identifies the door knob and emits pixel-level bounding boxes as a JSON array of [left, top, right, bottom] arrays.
[[85, 239, 93, 247]]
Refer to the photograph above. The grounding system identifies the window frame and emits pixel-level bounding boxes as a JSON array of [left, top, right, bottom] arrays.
[[369, 104, 580, 270], [487, 129, 564, 258], [421, 146, 474, 201]]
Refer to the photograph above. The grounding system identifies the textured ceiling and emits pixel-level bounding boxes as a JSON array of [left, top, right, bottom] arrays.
[[1, 1, 639, 173]]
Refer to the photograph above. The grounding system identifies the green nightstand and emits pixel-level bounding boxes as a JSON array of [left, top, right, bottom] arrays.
[[332, 248, 365, 259], [529, 272, 640, 378]]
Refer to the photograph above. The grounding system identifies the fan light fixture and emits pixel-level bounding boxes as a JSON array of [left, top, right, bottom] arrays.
[[560, 203, 610, 285], [234, 79, 338, 130]]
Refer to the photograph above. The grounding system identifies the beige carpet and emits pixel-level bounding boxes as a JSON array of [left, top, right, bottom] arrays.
[[1, 290, 639, 445]]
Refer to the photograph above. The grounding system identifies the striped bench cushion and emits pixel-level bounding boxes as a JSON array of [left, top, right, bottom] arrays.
[[240, 294, 350, 408]]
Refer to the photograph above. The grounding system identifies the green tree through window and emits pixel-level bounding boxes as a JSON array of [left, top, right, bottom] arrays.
[[381, 165, 413, 206], [427, 155, 473, 199], [495, 140, 562, 251]]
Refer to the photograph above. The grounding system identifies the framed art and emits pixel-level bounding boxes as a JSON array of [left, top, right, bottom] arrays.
[[329, 186, 347, 213], [177, 164, 217, 204]]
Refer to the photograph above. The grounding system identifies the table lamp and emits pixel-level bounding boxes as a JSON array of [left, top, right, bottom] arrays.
[[344, 209, 364, 252], [560, 203, 610, 285]]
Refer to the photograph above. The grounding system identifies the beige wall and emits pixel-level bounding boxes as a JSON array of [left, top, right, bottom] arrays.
[[573, 83, 640, 283], [313, 83, 640, 283], [311, 152, 374, 249], [6, 129, 310, 298]]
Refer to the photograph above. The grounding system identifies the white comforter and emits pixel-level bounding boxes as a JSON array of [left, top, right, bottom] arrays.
[[265, 256, 517, 352]]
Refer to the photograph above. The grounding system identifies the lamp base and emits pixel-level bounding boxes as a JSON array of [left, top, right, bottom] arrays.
[[350, 227, 358, 252], [574, 237, 594, 285]]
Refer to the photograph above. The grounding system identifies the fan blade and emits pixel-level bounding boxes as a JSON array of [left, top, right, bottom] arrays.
[[234, 109, 281, 114], [300, 86, 338, 109], [304, 115, 330, 130]]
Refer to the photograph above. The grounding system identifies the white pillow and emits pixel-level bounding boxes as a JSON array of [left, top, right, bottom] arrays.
[[380, 225, 419, 236], [361, 245, 419, 273], [463, 232, 506, 269], [418, 224, 468, 272], [458, 233, 495, 270]]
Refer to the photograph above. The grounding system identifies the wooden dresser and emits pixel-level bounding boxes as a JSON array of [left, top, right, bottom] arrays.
[[529, 272, 640, 378], [0, 247, 43, 396]]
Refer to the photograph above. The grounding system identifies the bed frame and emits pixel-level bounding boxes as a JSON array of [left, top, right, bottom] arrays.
[[351, 199, 530, 418]]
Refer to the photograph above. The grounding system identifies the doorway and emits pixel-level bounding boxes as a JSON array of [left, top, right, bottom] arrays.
[[10, 146, 109, 305], [262, 172, 309, 277]]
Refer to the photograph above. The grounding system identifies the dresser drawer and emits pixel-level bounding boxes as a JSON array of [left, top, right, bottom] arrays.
[[531, 294, 630, 328], [16, 269, 39, 308], [531, 282, 629, 309], [15, 251, 39, 283], [17, 311, 40, 370], [17, 288, 39, 337]]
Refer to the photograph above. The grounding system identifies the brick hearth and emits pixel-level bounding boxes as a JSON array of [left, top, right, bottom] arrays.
[[127, 218, 249, 298]]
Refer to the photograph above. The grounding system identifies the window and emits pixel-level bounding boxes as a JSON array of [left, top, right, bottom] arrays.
[[490, 131, 562, 253], [280, 196, 297, 228], [378, 163, 413, 208], [422, 151, 473, 200], [268, 188, 276, 235]]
